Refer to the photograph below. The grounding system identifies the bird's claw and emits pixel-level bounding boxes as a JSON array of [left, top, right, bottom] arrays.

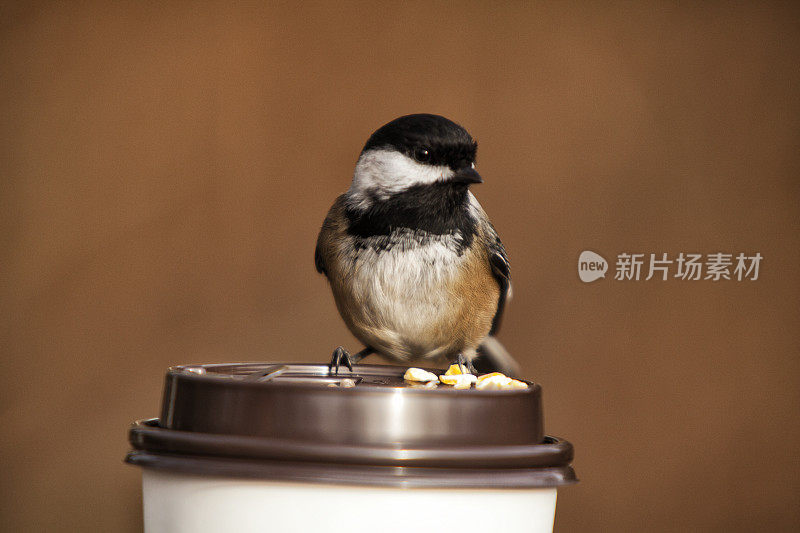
[[328, 346, 354, 375], [456, 353, 478, 374]]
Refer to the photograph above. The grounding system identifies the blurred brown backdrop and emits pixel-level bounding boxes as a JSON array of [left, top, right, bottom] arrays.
[[2, 1, 799, 531]]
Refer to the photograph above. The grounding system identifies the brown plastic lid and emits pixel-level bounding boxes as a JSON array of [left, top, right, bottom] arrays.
[[125, 363, 576, 488]]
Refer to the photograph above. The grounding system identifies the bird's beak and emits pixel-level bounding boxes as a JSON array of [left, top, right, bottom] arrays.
[[451, 167, 483, 185]]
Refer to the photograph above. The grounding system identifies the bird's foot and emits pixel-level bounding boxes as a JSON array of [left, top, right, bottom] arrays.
[[328, 346, 375, 375], [329, 346, 355, 375], [456, 353, 478, 375]]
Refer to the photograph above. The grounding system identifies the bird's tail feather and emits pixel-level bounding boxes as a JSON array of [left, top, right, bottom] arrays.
[[473, 336, 521, 378]]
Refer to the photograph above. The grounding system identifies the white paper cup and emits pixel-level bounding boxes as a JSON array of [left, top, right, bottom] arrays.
[[126, 363, 576, 533], [142, 469, 558, 533]]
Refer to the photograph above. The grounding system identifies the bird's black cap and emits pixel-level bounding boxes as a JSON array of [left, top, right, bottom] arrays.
[[362, 114, 477, 170]]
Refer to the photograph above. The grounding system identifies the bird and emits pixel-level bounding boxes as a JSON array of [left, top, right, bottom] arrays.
[[315, 114, 519, 377]]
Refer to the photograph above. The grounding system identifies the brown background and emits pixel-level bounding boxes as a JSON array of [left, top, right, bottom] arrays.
[[2, 1, 799, 531]]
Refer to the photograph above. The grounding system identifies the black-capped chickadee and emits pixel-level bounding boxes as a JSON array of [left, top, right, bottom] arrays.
[[315, 114, 519, 376]]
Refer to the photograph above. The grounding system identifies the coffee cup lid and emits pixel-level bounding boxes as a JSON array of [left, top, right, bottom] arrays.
[[126, 362, 576, 488]]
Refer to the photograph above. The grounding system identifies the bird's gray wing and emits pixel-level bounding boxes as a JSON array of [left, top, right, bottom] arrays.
[[486, 225, 511, 335], [314, 241, 327, 276], [314, 195, 348, 278], [473, 221, 518, 377]]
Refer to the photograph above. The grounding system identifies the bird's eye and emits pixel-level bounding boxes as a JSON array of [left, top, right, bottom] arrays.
[[414, 148, 431, 162]]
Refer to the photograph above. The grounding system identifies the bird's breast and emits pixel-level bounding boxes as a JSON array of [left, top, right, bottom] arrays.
[[347, 229, 465, 306], [329, 228, 495, 361]]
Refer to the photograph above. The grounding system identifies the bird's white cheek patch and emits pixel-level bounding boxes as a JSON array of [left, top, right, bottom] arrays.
[[349, 149, 452, 201]]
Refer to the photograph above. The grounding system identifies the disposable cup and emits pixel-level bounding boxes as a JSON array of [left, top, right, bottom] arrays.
[[126, 363, 576, 532]]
